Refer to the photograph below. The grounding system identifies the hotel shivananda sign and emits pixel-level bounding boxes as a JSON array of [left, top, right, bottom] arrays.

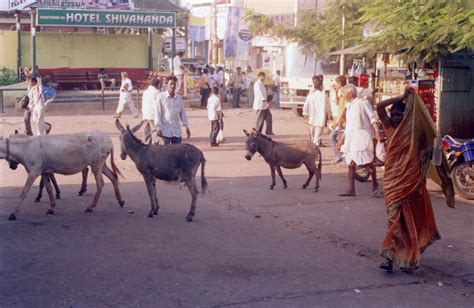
[[36, 9, 176, 28]]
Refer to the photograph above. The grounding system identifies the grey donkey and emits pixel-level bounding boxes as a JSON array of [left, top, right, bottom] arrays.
[[244, 128, 322, 192], [116, 120, 207, 222]]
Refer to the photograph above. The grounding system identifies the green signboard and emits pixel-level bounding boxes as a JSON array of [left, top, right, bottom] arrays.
[[36, 9, 176, 28]]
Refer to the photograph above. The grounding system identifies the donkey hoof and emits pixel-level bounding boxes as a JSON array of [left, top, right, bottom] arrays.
[[119, 200, 125, 208], [46, 209, 55, 215], [8, 213, 17, 221], [301, 185, 308, 189], [147, 213, 154, 218], [283, 185, 288, 189], [186, 213, 195, 222], [313, 188, 319, 193], [55, 194, 61, 200], [34, 197, 41, 203], [85, 208, 93, 213], [78, 192, 83, 196], [269, 186, 274, 190], [153, 210, 159, 216]]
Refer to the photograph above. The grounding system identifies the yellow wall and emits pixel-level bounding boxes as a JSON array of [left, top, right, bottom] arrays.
[[0, 30, 161, 70]]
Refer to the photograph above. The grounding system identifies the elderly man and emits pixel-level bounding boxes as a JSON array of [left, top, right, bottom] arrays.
[[155, 75, 191, 144], [337, 84, 381, 197], [115, 72, 139, 119]]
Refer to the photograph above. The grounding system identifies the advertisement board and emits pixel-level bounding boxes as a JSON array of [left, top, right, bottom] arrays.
[[0, 0, 37, 11], [37, 8, 176, 28]]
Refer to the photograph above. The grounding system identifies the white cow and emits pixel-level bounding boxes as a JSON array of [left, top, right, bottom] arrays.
[[0, 131, 125, 220]]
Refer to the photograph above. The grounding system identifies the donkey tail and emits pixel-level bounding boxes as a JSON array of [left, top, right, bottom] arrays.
[[110, 148, 124, 181], [200, 157, 208, 193]]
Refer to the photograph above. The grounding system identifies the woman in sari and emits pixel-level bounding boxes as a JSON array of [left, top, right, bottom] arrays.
[[376, 88, 454, 271]]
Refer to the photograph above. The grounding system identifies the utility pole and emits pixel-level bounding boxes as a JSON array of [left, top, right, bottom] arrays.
[[15, 11, 21, 80], [30, 8, 36, 77], [339, 3, 345, 76], [212, 0, 218, 65]]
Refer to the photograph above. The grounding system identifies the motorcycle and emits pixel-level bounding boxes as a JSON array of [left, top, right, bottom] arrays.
[[443, 135, 474, 200]]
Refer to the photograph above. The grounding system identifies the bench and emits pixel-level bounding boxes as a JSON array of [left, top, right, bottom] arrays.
[[87, 71, 121, 92], [53, 72, 93, 90]]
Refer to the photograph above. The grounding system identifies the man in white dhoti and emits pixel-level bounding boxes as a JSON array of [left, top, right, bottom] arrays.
[[115, 72, 139, 118], [303, 76, 331, 146], [337, 84, 382, 197]]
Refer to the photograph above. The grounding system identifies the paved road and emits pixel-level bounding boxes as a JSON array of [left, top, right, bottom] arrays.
[[0, 105, 473, 307]]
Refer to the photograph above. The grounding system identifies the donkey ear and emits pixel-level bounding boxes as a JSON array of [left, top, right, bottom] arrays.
[[131, 121, 144, 134], [243, 129, 250, 136], [14, 129, 19, 135], [115, 119, 125, 132]]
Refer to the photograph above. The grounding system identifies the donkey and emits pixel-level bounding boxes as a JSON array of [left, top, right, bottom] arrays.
[[8, 130, 90, 201], [115, 119, 207, 222], [0, 131, 125, 220], [244, 128, 322, 192]]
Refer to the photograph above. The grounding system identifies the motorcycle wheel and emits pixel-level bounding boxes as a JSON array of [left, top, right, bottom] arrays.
[[451, 161, 474, 200], [355, 165, 370, 182]]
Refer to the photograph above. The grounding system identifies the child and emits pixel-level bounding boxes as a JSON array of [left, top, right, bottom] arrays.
[[207, 86, 222, 147]]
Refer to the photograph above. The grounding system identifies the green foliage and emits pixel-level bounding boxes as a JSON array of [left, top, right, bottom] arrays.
[[359, 0, 474, 61], [245, 0, 474, 62], [244, 10, 273, 35], [0, 67, 17, 86]]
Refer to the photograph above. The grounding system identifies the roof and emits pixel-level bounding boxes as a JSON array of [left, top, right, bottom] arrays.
[[132, 0, 186, 12], [326, 45, 369, 56]]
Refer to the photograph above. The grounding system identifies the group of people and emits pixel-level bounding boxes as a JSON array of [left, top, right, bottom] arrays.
[[302, 73, 454, 273], [19, 63, 453, 274]]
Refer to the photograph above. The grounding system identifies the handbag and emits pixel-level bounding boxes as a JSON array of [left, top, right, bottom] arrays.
[[216, 129, 225, 144], [16, 95, 29, 110], [375, 140, 386, 162]]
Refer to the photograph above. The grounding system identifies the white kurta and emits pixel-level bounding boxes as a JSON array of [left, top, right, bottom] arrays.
[[342, 97, 378, 165], [303, 90, 330, 127], [253, 80, 268, 110]]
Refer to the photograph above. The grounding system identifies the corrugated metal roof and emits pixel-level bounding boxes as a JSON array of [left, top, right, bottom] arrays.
[[132, 0, 185, 12]]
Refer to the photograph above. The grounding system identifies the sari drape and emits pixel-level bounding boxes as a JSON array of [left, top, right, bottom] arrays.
[[380, 94, 454, 269]]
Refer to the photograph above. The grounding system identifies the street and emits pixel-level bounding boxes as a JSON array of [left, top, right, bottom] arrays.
[[0, 106, 473, 307]]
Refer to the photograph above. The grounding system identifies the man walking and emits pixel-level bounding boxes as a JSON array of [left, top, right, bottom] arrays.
[[229, 67, 243, 108], [337, 84, 381, 197], [115, 72, 139, 118], [303, 76, 331, 146], [253, 72, 274, 135], [173, 52, 184, 95], [142, 77, 161, 144], [155, 76, 191, 144]]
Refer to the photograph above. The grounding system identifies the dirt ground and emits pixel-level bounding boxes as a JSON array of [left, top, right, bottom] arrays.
[[0, 105, 473, 307]]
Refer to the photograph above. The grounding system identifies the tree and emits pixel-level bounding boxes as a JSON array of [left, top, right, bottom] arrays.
[[245, 0, 474, 62], [359, 0, 474, 61]]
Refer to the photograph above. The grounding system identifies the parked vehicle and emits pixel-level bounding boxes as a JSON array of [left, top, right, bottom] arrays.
[[443, 135, 474, 200]]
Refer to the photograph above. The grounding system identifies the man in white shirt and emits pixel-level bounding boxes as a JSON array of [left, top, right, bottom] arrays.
[[253, 72, 273, 135], [173, 52, 184, 95], [337, 84, 382, 197], [115, 72, 139, 118], [207, 86, 222, 147], [141, 77, 161, 144], [245, 66, 256, 107], [155, 75, 191, 144], [272, 70, 282, 109], [303, 76, 331, 146]]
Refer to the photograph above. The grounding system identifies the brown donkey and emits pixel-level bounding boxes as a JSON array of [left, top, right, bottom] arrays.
[[244, 128, 322, 192]]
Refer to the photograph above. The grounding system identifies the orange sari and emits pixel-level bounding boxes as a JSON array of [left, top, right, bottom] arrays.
[[380, 94, 455, 269]]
